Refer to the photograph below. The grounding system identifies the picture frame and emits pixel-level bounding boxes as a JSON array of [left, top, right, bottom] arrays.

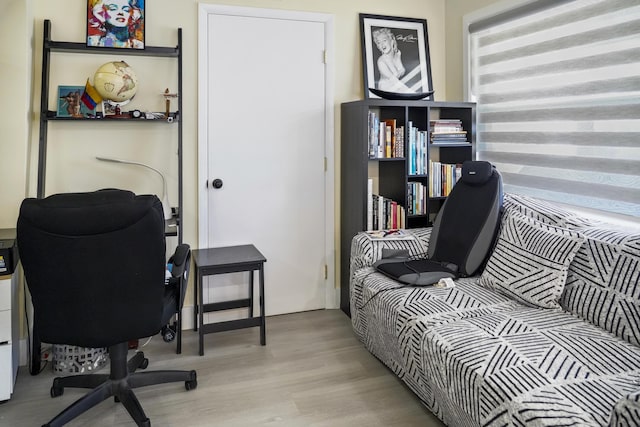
[[87, 0, 145, 49], [360, 14, 433, 99], [57, 86, 96, 118]]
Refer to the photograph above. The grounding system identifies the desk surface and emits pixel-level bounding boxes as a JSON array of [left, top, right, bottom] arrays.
[[192, 244, 266, 268]]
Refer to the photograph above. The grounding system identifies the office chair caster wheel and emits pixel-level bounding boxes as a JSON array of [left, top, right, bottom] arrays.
[[185, 370, 197, 391], [140, 357, 149, 369], [162, 324, 176, 342], [50, 381, 63, 398]]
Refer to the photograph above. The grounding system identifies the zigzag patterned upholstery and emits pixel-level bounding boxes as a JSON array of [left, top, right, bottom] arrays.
[[349, 192, 640, 427], [504, 193, 640, 347], [610, 390, 640, 426], [562, 224, 640, 347], [480, 210, 585, 309]]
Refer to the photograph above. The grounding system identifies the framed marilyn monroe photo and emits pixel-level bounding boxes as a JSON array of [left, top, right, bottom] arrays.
[[87, 0, 145, 49], [360, 14, 433, 99]]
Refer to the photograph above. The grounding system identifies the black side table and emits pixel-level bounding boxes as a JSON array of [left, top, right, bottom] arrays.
[[192, 244, 266, 356]]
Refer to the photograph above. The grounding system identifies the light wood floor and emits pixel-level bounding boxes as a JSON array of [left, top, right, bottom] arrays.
[[0, 309, 444, 426]]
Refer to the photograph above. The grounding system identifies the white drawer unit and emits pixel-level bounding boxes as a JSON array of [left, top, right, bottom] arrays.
[[0, 273, 19, 401]]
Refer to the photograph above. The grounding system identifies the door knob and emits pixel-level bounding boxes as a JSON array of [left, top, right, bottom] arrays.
[[212, 178, 223, 189]]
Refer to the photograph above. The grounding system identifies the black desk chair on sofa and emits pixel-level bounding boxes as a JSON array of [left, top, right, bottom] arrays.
[[17, 189, 197, 427], [375, 160, 503, 285]]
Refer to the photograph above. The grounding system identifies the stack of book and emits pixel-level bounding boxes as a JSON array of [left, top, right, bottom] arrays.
[[367, 179, 406, 230], [429, 161, 462, 197], [368, 111, 405, 158], [430, 119, 468, 145]]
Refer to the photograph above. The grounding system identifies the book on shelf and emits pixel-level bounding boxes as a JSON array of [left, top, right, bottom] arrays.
[[367, 111, 405, 159], [394, 125, 405, 157], [407, 121, 428, 175], [368, 111, 378, 158], [430, 118, 462, 131], [407, 181, 427, 215], [368, 192, 405, 231], [364, 229, 415, 240], [430, 119, 469, 144], [428, 161, 462, 197], [384, 119, 395, 158]]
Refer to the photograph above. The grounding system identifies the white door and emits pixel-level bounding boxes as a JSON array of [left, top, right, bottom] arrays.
[[198, 6, 335, 318]]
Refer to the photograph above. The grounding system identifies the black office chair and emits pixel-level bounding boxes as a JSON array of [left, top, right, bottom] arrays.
[[17, 189, 197, 427]]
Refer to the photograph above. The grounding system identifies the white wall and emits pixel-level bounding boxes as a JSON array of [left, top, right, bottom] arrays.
[[0, 0, 32, 228], [13, 0, 451, 250], [445, 0, 501, 101]]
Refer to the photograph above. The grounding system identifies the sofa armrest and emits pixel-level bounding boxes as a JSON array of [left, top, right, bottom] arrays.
[[349, 228, 431, 274]]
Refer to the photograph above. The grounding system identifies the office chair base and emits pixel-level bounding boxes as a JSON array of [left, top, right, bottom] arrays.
[[44, 342, 197, 427]]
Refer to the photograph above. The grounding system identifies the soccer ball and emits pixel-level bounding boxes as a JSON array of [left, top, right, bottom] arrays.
[[93, 61, 138, 103]]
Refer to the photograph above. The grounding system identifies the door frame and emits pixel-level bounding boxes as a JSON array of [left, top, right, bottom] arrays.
[[197, 4, 337, 309]]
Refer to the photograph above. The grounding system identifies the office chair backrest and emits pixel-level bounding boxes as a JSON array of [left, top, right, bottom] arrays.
[[427, 160, 503, 276], [17, 189, 167, 348]]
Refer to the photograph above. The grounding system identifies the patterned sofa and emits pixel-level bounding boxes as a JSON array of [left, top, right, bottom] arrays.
[[349, 193, 640, 426]]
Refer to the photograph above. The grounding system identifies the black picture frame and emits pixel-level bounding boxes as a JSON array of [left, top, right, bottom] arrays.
[[360, 14, 433, 99], [87, 0, 145, 49]]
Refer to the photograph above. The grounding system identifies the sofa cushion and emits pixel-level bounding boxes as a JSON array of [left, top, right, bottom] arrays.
[[480, 211, 585, 309], [561, 224, 640, 347], [503, 193, 576, 227], [421, 304, 640, 426]]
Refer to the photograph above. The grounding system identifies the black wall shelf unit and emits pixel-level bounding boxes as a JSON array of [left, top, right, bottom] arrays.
[[32, 19, 184, 373], [340, 99, 476, 314], [38, 19, 183, 241]]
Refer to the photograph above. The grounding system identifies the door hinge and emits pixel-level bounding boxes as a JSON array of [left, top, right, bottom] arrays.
[[323, 50, 327, 64], [324, 157, 327, 172], [324, 264, 328, 280]]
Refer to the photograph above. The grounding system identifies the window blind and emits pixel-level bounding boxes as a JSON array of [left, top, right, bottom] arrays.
[[469, 0, 640, 217]]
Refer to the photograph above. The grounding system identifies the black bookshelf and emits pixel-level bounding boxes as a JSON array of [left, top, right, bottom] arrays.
[[340, 99, 476, 315]]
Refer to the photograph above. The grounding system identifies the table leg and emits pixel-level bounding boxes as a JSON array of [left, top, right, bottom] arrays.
[[198, 273, 205, 356], [259, 264, 266, 346], [193, 266, 198, 332], [249, 270, 255, 318]]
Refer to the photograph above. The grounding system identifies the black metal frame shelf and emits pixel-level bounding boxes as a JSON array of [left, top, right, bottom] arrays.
[[45, 41, 179, 57], [42, 111, 180, 121], [37, 19, 183, 236]]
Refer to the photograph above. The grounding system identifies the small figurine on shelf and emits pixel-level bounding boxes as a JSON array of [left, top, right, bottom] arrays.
[[162, 88, 178, 119]]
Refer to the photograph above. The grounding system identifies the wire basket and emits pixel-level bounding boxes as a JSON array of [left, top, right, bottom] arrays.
[[52, 345, 109, 374]]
